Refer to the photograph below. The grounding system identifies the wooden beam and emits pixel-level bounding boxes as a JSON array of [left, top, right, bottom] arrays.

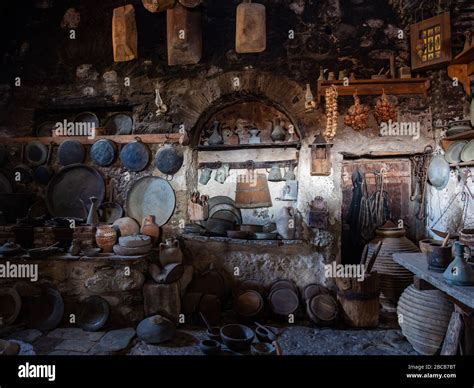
[[414, 276, 436, 291], [317, 78, 431, 103], [0, 133, 182, 145]]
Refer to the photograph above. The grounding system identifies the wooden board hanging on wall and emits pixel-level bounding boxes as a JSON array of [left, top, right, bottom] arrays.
[[236, 0, 266, 54], [112, 5, 138, 62], [142, 0, 176, 13], [178, 0, 202, 8], [167, 3, 202, 66], [410, 12, 452, 71]]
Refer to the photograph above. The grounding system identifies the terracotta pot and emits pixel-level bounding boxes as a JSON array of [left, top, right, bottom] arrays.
[[140, 215, 160, 245], [369, 226, 419, 311], [112, 217, 140, 237], [95, 225, 117, 253], [397, 285, 453, 355]]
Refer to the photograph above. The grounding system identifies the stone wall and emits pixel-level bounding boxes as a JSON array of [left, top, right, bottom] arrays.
[[0, 0, 473, 288]]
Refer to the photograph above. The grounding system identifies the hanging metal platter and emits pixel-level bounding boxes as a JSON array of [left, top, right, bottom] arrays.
[[58, 140, 86, 166], [126, 176, 175, 226], [91, 139, 118, 167], [120, 139, 150, 172], [46, 164, 105, 218], [26, 141, 48, 166], [427, 155, 450, 190]]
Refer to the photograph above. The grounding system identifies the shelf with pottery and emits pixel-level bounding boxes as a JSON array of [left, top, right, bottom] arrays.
[[0, 133, 182, 146], [448, 161, 474, 168], [441, 131, 474, 152], [182, 233, 304, 246], [447, 44, 474, 95], [316, 78, 431, 103], [195, 141, 301, 151]]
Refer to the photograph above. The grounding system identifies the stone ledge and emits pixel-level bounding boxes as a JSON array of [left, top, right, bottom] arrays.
[[182, 233, 304, 246]]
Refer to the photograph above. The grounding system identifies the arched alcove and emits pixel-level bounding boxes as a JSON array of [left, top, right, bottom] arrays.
[[191, 96, 302, 147]]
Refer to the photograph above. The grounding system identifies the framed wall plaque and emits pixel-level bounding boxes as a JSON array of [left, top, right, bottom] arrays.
[[410, 12, 452, 71]]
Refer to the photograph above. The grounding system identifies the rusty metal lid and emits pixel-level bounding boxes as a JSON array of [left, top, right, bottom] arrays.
[[126, 176, 175, 227], [58, 140, 86, 166]]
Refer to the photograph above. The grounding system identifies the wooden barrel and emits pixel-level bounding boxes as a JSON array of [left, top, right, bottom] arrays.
[[234, 290, 264, 318], [236, 0, 266, 54], [397, 285, 453, 355], [336, 273, 380, 328], [142, 0, 175, 13], [369, 226, 418, 311], [306, 294, 338, 326], [167, 3, 202, 66], [112, 5, 138, 63]]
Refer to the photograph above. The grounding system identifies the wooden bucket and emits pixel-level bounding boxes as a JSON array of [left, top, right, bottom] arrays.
[[336, 273, 380, 328], [235, 174, 272, 208], [142, 0, 175, 13], [167, 3, 202, 65], [397, 285, 453, 355], [112, 5, 138, 62], [236, 0, 266, 53], [306, 294, 338, 326]]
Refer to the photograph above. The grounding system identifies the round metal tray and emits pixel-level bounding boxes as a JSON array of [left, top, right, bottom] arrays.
[[125, 176, 175, 227]]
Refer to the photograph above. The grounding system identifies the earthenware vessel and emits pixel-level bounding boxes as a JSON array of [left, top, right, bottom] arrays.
[[95, 225, 117, 253], [140, 215, 160, 246]]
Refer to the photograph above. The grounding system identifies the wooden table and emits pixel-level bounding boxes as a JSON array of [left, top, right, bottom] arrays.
[[393, 253, 474, 355]]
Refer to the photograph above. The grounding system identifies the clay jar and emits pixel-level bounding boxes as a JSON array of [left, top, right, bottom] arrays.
[[95, 225, 117, 253], [276, 207, 295, 240], [140, 215, 160, 246], [159, 238, 183, 266]]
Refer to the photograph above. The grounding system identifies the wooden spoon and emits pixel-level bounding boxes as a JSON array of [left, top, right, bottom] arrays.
[[254, 322, 277, 341], [442, 233, 450, 247]]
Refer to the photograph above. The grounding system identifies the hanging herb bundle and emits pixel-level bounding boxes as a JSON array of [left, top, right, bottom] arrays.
[[324, 85, 338, 141], [344, 93, 369, 131], [374, 90, 398, 124]]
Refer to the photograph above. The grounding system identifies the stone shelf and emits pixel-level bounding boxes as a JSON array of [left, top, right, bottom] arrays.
[[0, 251, 155, 262], [182, 233, 304, 246]]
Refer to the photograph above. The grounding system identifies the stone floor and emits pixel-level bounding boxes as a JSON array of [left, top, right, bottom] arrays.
[[5, 324, 418, 356]]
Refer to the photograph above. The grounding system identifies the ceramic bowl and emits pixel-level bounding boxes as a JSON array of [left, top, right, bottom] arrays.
[[199, 339, 221, 355]]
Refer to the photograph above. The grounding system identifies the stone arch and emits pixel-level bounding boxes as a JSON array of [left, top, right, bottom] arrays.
[[165, 69, 320, 142]]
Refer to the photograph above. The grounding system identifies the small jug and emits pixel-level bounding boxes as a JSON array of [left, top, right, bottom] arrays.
[[215, 163, 230, 184], [248, 128, 261, 144], [443, 242, 474, 286], [199, 168, 212, 185], [208, 121, 223, 145], [159, 238, 183, 266], [267, 164, 283, 182]]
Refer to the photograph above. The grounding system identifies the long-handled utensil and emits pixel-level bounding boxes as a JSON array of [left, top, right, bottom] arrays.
[[366, 241, 383, 273]]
